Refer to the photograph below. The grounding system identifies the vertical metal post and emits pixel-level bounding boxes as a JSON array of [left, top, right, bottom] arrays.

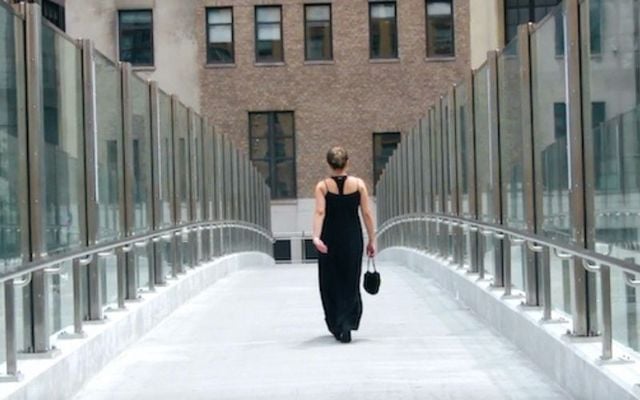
[[170, 95, 183, 276], [487, 50, 505, 287], [202, 120, 211, 261], [13, 0, 30, 356], [519, 23, 539, 306], [541, 247, 552, 321], [149, 80, 163, 288], [80, 39, 104, 320], [116, 247, 127, 308], [187, 109, 197, 268], [600, 265, 612, 360], [466, 69, 480, 273], [120, 63, 138, 300], [4, 280, 20, 379], [449, 88, 463, 267], [566, 0, 589, 336], [579, 0, 600, 337], [25, 2, 52, 353], [72, 258, 84, 335]]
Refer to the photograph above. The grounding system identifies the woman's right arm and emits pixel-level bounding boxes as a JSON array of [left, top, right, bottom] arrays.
[[359, 179, 376, 257], [312, 182, 328, 254]]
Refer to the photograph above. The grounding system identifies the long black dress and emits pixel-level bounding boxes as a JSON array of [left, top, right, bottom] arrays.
[[318, 176, 364, 336]]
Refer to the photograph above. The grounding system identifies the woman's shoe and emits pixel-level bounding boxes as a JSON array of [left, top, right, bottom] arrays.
[[338, 331, 351, 343]]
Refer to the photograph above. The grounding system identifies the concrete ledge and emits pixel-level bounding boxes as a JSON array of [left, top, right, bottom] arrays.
[[379, 247, 640, 400], [0, 252, 274, 400]]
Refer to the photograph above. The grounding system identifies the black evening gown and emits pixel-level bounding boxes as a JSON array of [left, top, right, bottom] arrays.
[[318, 176, 364, 336]]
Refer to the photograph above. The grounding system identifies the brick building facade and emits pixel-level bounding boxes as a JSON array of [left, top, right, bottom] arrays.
[[65, 0, 471, 260]]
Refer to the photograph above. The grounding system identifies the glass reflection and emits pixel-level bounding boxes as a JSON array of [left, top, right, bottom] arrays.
[[498, 38, 526, 290], [532, 5, 572, 315], [0, 7, 22, 271], [130, 75, 151, 234], [581, 0, 640, 351], [95, 52, 122, 242], [41, 25, 84, 254]]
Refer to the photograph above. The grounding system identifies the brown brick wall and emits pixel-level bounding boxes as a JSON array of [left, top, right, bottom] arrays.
[[198, 0, 470, 198]]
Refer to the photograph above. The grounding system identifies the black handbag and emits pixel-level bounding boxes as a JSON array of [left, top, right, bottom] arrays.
[[363, 257, 380, 295]]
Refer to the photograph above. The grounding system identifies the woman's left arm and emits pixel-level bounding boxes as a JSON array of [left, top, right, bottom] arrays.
[[312, 182, 328, 254], [359, 180, 376, 257]]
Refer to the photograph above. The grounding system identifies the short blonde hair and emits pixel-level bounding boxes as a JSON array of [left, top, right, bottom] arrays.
[[326, 146, 349, 170]]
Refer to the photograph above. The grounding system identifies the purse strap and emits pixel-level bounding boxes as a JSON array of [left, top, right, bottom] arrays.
[[367, 256, 377, 273]]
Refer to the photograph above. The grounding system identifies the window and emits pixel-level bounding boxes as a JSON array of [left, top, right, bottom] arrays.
[[42, 0, 66, 31], [589, 0, 602, 55], [118, 10, 154, 66], [255, 6, 284, 63], [553, 102, 567, 139], [304, 239, 319, 260], [249, 112, 296, 199], [274, 240, 292, 261], [369, 2, 398, 59], [426, 0, 454, 57], [504, 0, 561, 44], [305, 4, 332, 61], [555, 0, 601, 56], [207, 7, 234, 64], [373, 132, 401, 187]]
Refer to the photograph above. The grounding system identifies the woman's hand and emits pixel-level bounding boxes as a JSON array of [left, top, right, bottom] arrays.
[[313, 237, 328, 254], [366, 241, 376, 258]]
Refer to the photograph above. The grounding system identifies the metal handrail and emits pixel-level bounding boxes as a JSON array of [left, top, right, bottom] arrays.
[[377, 212, 635, 361], [0, 219, 273, 285], [378, 212, 640, 277]]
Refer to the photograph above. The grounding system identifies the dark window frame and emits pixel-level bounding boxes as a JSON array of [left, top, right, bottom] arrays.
[[503, 0, 562, 44], [369, 1, 399, 60], [304, 3, 333, 61], [42, 0, 66, 31], [425, 0, 455, 58], [249, 111, 297, 199], [274, 240, 292, 261], [255, 5, 285, 63], [118, 9, 155, 67], [206, 7, 235, 64], [372, 132, 401, 190]]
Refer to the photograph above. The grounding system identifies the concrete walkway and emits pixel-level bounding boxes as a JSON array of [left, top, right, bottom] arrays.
[[73, 262, 571, 400]]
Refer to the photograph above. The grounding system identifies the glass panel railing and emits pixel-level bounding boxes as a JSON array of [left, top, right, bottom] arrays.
[[0, 0, 18, 357], [95, 51, 123, 243], [130, 75, 152, 291], [48, 261, 73, 339], [473, 62, 496, 278], [130, 75, 152, 235], [0, 2, 273, 377], [0, 6, 23, 274], [100, 254, 118, 310], [454, 82, 471, 267], [158, 90, 173, 228], [41, 24, 84, 339], [157, 90, 174, 279], [580, 0, 640, 352], [531, 4, 572, 316], [498, 38, 526, 291], [175, 103, 190, 224], [192, 116, 204, 263], [41, 24, 84, 255]]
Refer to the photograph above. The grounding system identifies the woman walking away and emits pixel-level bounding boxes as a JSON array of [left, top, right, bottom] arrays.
[[312, 146, 376, 343]]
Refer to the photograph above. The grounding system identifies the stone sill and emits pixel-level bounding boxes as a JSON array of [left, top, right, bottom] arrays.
[[204, 63, 237, 69], [254, 62, 286, 68], [304, 60, 335, 66], [369, 58, 401, 64], [425, 56, 456, 63]]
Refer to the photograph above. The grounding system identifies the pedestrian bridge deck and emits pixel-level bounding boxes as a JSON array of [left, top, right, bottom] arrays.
[[73, 262, 569, 400]]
